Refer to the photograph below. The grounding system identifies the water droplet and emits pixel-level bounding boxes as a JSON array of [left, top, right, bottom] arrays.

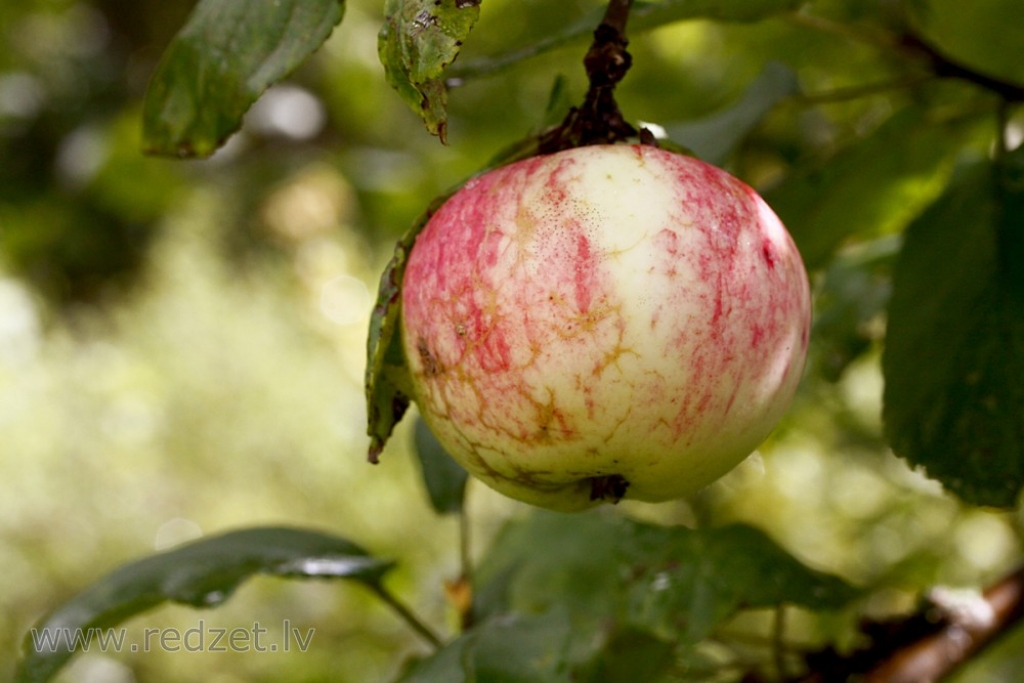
[[199, 590, 228, 606], [279, 556, 381, 577]]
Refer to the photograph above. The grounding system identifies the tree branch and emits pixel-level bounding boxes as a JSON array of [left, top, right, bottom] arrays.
[[900, 32, 1024, 103], [795, 566, 1024, 682], [790, 12, 1024, 105], [862, 570, 1024, 683]]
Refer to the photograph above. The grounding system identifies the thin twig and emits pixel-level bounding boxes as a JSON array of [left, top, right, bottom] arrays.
[[446, 11, 605, 83], [786, 12, 902, 52], [794, 75, 934, 104], [458, 508, 475, 629], [900, 32, 1024, 103], [789, 11, 1024, 105], [459, 509, 472, 588], [370, 583, 445, 650]]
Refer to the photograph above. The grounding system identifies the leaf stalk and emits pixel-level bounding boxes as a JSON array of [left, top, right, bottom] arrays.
[[370, 583, 445, 650]]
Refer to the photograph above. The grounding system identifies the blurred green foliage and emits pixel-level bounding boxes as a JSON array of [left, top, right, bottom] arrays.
[[2, 0, 1024, 681]]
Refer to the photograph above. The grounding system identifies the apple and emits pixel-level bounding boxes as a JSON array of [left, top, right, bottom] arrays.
[[400, 144, 810, 512]]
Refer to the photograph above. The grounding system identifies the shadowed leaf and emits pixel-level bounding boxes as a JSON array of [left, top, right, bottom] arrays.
[[365, 195, 451, 464], [413, 416, 469, 514], [883, 153, 1024, 507], [397, 611, 575, 683], [143, 0, 345, 157]]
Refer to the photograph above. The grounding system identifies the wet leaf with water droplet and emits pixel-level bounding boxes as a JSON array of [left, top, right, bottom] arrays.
[[15, 526, 393, 683], [474, 511, 859, 644], [407, 511, 858, 682]]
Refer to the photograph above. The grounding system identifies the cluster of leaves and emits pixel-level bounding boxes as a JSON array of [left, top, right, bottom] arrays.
[[15, 455, 858, 683], [12, 0, 1024, 680]]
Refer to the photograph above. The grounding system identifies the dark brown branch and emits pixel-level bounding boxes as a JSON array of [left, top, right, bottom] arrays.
[[900, 32, 1024, 103], [862, 568, 1024, 683], [789, 14, 1024, 106], [537, 0, 637, 153], [794, 566, 1024, 683]]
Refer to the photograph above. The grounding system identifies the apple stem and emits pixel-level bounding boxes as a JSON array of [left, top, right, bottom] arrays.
[[538, 0, 639, 153]]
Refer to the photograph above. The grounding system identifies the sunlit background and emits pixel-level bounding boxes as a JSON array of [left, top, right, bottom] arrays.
[[2, 0, 1022, 681]]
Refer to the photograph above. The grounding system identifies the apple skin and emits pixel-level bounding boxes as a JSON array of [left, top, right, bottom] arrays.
[[401, 144, 810, 512]]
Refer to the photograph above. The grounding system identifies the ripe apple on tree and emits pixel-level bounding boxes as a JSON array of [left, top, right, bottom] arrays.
[[399, 143, 811, 512]]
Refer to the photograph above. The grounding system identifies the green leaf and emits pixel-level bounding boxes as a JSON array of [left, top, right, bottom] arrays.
[[397, 611, 576, 683], [765, 105, 962, 271], [541, 75, 575, 130], [366, 194, 451, 464], [413, 416, 469, 514], [618, 522, 855, 641], [578, 628, 676, 683], [16, 527, 393, 683], [448, 0, 802, 81], [142, 0, 345, 158], [396, 634, 471, 683], [882, 155, 1024, 507], [378, 0, 482, 142], [911, 0, 1024, 87], [475, 511, 858, 643], [666, 61, 798, 165], [366, 237, 414, 464]]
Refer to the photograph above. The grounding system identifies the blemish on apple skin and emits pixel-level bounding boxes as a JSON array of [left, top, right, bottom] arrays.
[[761, 240, 777, 269], [417, 338, 443, 377]]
